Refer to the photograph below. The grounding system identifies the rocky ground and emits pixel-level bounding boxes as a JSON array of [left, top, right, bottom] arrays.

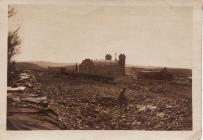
[[7, 70, 192, 130], [7, 71, 65, 130]]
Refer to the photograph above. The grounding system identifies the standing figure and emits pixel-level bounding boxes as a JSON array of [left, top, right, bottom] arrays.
[[118, 88, 128, 110]]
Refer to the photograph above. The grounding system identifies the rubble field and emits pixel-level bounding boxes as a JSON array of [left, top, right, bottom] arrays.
[[7, 70, 192, 130]]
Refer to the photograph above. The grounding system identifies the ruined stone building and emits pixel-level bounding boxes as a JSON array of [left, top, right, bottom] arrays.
[[137, 67, 174, 81], [79, 54, 126, 77]]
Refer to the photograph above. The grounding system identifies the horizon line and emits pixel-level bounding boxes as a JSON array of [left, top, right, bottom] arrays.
[[16, 60, 192, 70]]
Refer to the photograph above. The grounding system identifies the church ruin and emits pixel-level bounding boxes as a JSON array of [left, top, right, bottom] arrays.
[[79, 54, 126, 77]]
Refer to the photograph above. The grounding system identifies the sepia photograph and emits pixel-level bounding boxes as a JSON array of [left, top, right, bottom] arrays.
[[7, 4, 193, 131]]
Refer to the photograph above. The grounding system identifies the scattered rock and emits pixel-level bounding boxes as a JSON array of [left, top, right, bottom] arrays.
[[156, 112, 165, 118]]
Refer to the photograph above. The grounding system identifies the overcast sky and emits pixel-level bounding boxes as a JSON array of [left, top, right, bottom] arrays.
[[9, 5, 192, 68]]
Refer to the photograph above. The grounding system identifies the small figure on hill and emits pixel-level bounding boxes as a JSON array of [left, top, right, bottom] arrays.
[[118, 88, 128, 111]]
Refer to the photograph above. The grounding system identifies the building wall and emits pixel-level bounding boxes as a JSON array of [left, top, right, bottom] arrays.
[[91, 64, 123, 76], [79, 60, 125, 77]]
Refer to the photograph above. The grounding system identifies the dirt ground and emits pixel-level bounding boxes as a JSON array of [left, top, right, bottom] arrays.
[[34, 71, 192, 130]]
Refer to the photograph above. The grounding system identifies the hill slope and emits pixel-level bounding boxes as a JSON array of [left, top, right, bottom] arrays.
[[16, 62, 46, 71], [30, 61, 75, 68]]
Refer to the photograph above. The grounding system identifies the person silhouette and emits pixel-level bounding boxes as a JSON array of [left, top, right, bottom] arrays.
[[118, 88, 128, 111]]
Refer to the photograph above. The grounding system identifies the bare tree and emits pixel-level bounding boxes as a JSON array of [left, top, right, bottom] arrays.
[[8, 27, 21, 64], [8, 6, 21, 85], [8, 6, 15, 18]]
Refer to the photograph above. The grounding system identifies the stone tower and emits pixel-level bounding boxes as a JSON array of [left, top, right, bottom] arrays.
[[119, 54, 126, 75], [119, 54, 126, 66]]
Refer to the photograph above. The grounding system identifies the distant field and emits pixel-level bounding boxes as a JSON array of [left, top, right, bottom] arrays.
[[16, 61, 75, 71], [126, 66, 192, 78]]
